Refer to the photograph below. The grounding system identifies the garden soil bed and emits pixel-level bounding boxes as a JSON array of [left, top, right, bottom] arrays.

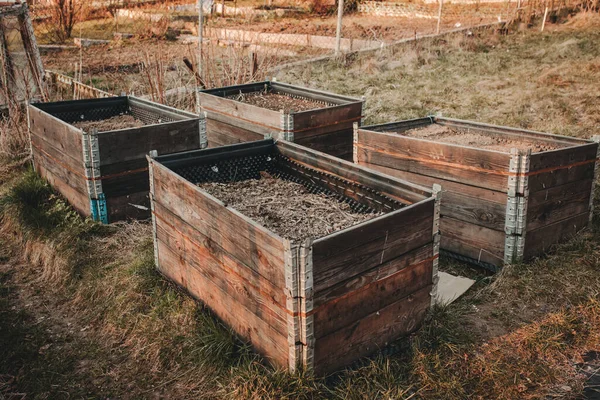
[[396, 124, 565, 153], [199, 172, 381, 242], [227, 92, 328, 112], [73, 114, 145, 132]]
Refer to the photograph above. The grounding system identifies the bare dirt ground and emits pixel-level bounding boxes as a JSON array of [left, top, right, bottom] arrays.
[[397, 124, 564, 152], [200, 172, 380, 241], [229, 91, 329, 112], [72, 114, 145, 132]]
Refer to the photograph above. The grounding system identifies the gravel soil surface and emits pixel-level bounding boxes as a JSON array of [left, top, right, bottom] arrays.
[[396, 124, 564, 152]]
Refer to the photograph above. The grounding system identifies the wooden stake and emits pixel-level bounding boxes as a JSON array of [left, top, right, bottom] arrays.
[[335, 0, 344, 55], [541, 5, 549, 31]]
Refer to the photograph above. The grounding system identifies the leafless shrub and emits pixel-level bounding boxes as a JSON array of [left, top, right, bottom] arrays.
[[47, 0, 87, 42]]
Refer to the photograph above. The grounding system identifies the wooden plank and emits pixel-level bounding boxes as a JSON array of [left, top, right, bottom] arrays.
[[363, 164, 508, 231], [360, 163, 507, 205], [312, 199, 434, 292], [154, 201, 288, 307], [277, 140, 432, 204], [30, 136, 88, 195], [155, 217, 289, 336], [528, 163, 595, 193], [442, 190, 507, 231], [524, 211, 589, 260], [101, 170, 149, 198], [199, 92, 282, 132], [151, 160, 287, 288], [206, 118, 265, 145], [203, 108, 282, 138], [36, 161, 90, 216], [106, 190, 150, 222], [28, 105, 84, 162], [440, 216, 506, 267], [313, 242, 433, 307], [313, 244, 433, 339], [97, 119, 200, 165], [156, 239, 289, 367], [294, 128, 353, 160], [526, 179, 593, 231], [291, 102, 362, 139], [313, 284, 431, 375], [356, 129, 511, 192], [528, 143, 598, 172]]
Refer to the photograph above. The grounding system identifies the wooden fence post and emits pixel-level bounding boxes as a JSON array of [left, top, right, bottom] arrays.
[[436, 0, 444, 34], [335, 0, 344, 55]]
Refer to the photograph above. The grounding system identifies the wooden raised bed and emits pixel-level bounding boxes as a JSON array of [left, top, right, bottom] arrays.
[[28, 96, 206, 223], [198, 81, 364, 160], [148, 139, 440, 374], [354, 117, 600, 271]]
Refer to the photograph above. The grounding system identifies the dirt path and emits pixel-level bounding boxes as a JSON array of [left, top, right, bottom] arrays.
[[0, 238, 137, 399]]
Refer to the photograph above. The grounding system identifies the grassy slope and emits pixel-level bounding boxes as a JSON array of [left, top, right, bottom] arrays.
[[2, 15, 600, 400], [278, 14, 600, 138]]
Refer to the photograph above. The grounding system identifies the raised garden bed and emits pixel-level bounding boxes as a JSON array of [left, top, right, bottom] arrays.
[[354, 117, 600, 271], [148, 139, 440, 374], [28, 96, 206, 223], [198, 81, 364, 160]]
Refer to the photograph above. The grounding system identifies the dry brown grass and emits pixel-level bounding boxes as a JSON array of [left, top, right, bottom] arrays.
[[2, 15, 600, 399], [279, 14, 600, 140]]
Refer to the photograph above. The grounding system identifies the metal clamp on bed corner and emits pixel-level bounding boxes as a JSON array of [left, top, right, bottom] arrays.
[[90, 193, 108, 224]]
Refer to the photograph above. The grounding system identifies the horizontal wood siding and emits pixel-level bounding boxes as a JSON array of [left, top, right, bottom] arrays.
[[294, 128, 353, 161], [363, 163, 507, 231], [522, 144, 598, 258], [523, 212, 589, 259], [199, 92, 282, 138], [28, 105, 90, 216], [526, 179, 593, 231], [96, 119, 200, 165], [312, 199, 434, 293], [313, 284, 431, 375], [440, 216, 506, 266], [355, 129, 512, 192], [206, 118, 265, 148], [291, 102, 362, 139], [150, 160, 290, 366], [311, 196, 434, 373]]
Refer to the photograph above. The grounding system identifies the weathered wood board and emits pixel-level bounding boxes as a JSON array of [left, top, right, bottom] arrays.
[[355, 117, 599, 270], [28, 96, 205, 223], [149, 139, 440, 374], [199, 81, 364, 160]]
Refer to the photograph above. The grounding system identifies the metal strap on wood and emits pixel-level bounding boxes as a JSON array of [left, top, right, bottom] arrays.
[[589, 136, 600, 227], [148, 152, 160, 270], [504, 149, 530, 264], [352, 122, 359, 164], [430, 184, 442, 306], [284, 241, 301, 372], [82, 128, 108, 224], [199, 111, 208, 149], [299, 238, 314, 371]]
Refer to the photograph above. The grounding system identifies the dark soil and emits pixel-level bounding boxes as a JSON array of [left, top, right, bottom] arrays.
[[72, 114, 145, 132], [199, 172, 381, 241], [228, 92, 329, 112], [392, 124, 566, 153]]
